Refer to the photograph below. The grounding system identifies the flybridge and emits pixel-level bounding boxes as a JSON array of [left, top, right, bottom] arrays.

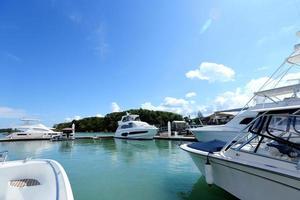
[[254, 83, 300, 98], [20, 118, 40, 125]]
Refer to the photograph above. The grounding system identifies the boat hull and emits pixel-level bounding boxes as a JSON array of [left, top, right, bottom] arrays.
[[115, 128, 158, 140], [181, 144, 300, 200], [6, 132, 62, 140], [191, 129, 239, 142]]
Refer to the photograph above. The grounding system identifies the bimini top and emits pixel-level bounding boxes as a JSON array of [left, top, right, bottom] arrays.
[[254, 83, 300, 98], [119, 113, 140, 124], [287, 42, 300, 64]]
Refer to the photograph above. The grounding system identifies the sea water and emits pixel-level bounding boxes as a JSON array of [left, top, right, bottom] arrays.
[[0, 134, 236, 200]]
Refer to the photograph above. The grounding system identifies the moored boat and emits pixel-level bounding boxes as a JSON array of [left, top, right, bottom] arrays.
[[181, 113, 300, 200], [114, 113, 158, 140], [7, 119, 62, 140]]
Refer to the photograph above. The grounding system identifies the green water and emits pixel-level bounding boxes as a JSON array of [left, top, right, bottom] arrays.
[[0, 138, 236, 200]]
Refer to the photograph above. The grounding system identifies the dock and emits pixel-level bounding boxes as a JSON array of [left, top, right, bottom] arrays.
[[0, 135, 114, 142], [0, 135, 196, 142], [154, 136, 196, 141]]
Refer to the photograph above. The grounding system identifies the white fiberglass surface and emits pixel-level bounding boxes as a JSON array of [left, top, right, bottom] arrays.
[[0, 160, 57, 200]]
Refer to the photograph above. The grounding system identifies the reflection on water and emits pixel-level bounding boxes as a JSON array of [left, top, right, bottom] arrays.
[[178, 177, 238, 200], [0, 138, 236, 200], [0, 140, 55, 159]]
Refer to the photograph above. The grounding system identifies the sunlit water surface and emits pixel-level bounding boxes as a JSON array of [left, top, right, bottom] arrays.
[[0, 133, 236, 200]]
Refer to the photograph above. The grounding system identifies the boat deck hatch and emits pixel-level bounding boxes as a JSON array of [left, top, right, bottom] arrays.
[[9, 179, 40, 187], [188, 140, 226, 153]]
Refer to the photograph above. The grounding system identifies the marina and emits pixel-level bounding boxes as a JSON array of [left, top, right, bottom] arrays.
[[0, 137, 236, 200], [1, 1, 300, 199]]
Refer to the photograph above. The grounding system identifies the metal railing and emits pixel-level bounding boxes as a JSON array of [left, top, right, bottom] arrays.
[[0, 151, 8, 162]]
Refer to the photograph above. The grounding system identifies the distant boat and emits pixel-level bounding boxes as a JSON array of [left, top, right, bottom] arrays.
[[114, 113, 158, 140], [6, 119, 62, 140], [0, 151, 74, 200]]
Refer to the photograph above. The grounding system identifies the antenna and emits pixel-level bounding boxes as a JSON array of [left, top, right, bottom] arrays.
[[20, 118, 40, 125]]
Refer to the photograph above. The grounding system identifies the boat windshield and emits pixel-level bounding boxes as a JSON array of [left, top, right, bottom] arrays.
[[231, 114, 300, 163], [122, 115, 140, 122]]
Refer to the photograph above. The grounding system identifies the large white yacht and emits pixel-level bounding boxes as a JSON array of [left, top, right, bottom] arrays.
[[0, 151, 74, 200], [181, 112, 300, 200], [190, 84, 300, 142], [6, 119, 62, 140], [190, 37, 300, 143], [114, 113, 158, 140]]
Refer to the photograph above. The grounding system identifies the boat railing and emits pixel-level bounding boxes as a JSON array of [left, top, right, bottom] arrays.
[[0, 151, 8, 162], [225, 113, 300, 165]]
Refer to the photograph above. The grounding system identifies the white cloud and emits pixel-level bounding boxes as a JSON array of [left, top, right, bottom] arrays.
[[141, 97, 205, 117], [186, 62, 235, 82], [257, 24, 298, 46], [200, 7, 221, 34], [74, 115, 81, 120], [92, 23, 109, 59], [256, 66, 270, 71], [4, 52, 21, 62], [212, 72, 300, 110], [163, 97, 188, 107], [0, 106, 25, 118], [65, 115, 82, 122], [111, 102, 121, 112], [200, 19, 212, 34], [96, 113, 103, 117], [141, 71, 300, 117], [68, 13, 82, 24], [185, 92, 197, 98]]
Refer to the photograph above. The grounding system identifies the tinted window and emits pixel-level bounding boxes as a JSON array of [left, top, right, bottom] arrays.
[[121, 125, 128, 129], [240, 117, 254, 125]]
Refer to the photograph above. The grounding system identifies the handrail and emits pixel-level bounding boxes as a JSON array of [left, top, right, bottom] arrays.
[[0, 151, 8, 162], [47, 160, 60, 200]]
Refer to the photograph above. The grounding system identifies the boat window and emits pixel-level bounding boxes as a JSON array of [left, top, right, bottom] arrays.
[[240, 135, 262, 152], [230, 132, 257, 150], [239, 117, 254, 125], [122, 116, 129, 122], [233, 114, 300, 163], [121, 125, 128, 129], [17, 133, 27, 136]]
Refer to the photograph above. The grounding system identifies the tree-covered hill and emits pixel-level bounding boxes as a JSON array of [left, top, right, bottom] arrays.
[[54, 109, 183, 132]]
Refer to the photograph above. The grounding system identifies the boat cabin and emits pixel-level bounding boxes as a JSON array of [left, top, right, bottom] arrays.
[[228, 113, 300, 165], [120, 114, 140, 123]]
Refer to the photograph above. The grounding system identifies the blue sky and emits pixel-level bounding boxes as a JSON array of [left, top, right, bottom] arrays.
[[1, 0, 300, 127]]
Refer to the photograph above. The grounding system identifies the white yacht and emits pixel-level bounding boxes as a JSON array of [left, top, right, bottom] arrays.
[[0, 151, 74, 200], [114, 113, 158, 140], [181, 112, 300, 200], [190, 37, 300, 143], [190, 84, 300, 142], [191, 109, 257, 142], [7, 119, 62, 140]]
